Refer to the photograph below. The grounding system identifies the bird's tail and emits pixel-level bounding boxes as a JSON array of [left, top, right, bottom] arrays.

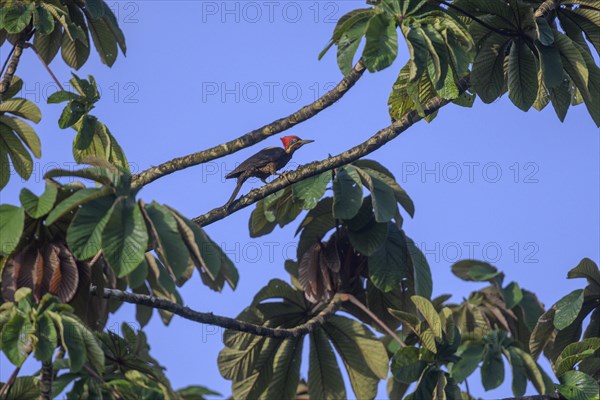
[[225, 178, 244, 209]]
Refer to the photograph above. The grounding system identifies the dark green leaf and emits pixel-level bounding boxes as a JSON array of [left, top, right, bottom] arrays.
[[557, 371, 599, 400], [508, 39, 539, 111], [368, 224, 409, 292], [333, 165, 363, 220], [0, 204, 24, 256], [67, 195, 115, 260], [102, 198, 148, 277]]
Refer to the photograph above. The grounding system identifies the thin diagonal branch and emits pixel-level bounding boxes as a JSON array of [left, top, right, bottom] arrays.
[[27, 44, 65, 92], [192, 76, 470, 227], [345, 294, 406, 347], [131, 60, 366, 189], [92, 286, 345, 338]]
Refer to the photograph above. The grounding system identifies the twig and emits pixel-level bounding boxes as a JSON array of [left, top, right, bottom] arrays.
[[534, 0, 560, 18], [0, 365, 21, 399], [0, 42, 25, 100], [91, 286, 344, 338], [192, 76, 470, 227], [27, 44, 65, 91], [131, 60, 366, 189], [345, 294, 407, 348]]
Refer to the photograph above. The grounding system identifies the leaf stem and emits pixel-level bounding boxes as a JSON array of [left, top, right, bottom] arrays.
[[27, 44, 65, 92]]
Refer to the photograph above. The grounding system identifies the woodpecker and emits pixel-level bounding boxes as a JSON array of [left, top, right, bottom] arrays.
[[224, 135, 314, 208]]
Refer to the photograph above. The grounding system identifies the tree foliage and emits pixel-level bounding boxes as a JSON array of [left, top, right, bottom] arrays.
[[0, 0, 598, 399]]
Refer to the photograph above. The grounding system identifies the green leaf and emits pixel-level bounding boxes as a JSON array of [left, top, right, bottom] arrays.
[[355, 167, 397, 223], [80, 324, 104, 373], [19, 182, 58, 219], [504, 347, 527, 396], [143, 202, 190, 279], [554, 31, 590, 99], [555, 338, 600, 377], [34, 313, 57, 362], [33, 5, 54, 35], [0, 125, 33, 180], [352, 160, 415, 217], [47, 90, 82, 104], [261, 337, 304, 400], [249, 200, 277, 238], [0, 139, 9, 190], [471, 33, 511, 103], [537, 43, 564, 89], [34, 24, 62, 65], [58, 101, 87, 128], [348, 220, 388, 256], [451, 260, 500, 281], [536, 17, 554, 46], [363, 13, 398, 72], [59, 315, 86, 372], [508, 39, 539, 111], [323, 315, 388, 399], [0, 204, 24, 256], [67, 195, 115, 259], [412, 295, 442, 338], [1, 313, 33, 366], [557, 371, 599, 400], [568, 258, 600, 287], [85, 0, 105, 19], [391, 346, 429, 384], [0, 99, 42, 123], [503, 281, 523, 309], [308, 328, 346, 400], [3, 3, 34, 33], [176, 385, 222, 400], [368, 224, 409, 292], [296, 197, 336, 259], [87, 15, 118, 66], [405, 26, 429, 82], [481, 347, 504, 390], [406, 236, 433, 299], [554, 289, 585, 330], [101, 2, 126, 54], [61, 6, 91, 71], [333, 165, 363, 220], [102, 198, 148, 277], [2, 376, 39, 399], [46, 187, 113, 225], [337, 14, 371, 75], [0, 115, 42, 158], [549, 73, 572, 121], [292, 172, 330, 210], [451, 342, 484, 383]]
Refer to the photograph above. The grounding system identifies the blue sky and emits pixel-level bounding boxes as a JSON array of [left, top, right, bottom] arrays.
[[1, 1, 599, 398]]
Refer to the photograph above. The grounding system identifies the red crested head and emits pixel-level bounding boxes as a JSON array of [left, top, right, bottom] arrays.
[[280, 135, 314, 152], [280, 135, 300, 150]]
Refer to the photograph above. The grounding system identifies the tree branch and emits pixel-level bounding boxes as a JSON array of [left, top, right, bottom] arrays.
[[91, 286, 345, 338], [192, 76, 470, 227], [534, 0, 560, 18], [131, 60, 366, 189], [0, 42, 25, 100]]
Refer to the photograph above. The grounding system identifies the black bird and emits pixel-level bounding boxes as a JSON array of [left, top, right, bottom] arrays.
[[224, 135, 314, 208]]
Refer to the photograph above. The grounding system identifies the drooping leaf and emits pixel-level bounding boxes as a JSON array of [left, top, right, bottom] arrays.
[[363, 13, 398, 72], [101, 198, 148, 277]]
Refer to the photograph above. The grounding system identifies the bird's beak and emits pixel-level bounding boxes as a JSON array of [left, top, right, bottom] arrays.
[[298, 139, 314, 145]]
